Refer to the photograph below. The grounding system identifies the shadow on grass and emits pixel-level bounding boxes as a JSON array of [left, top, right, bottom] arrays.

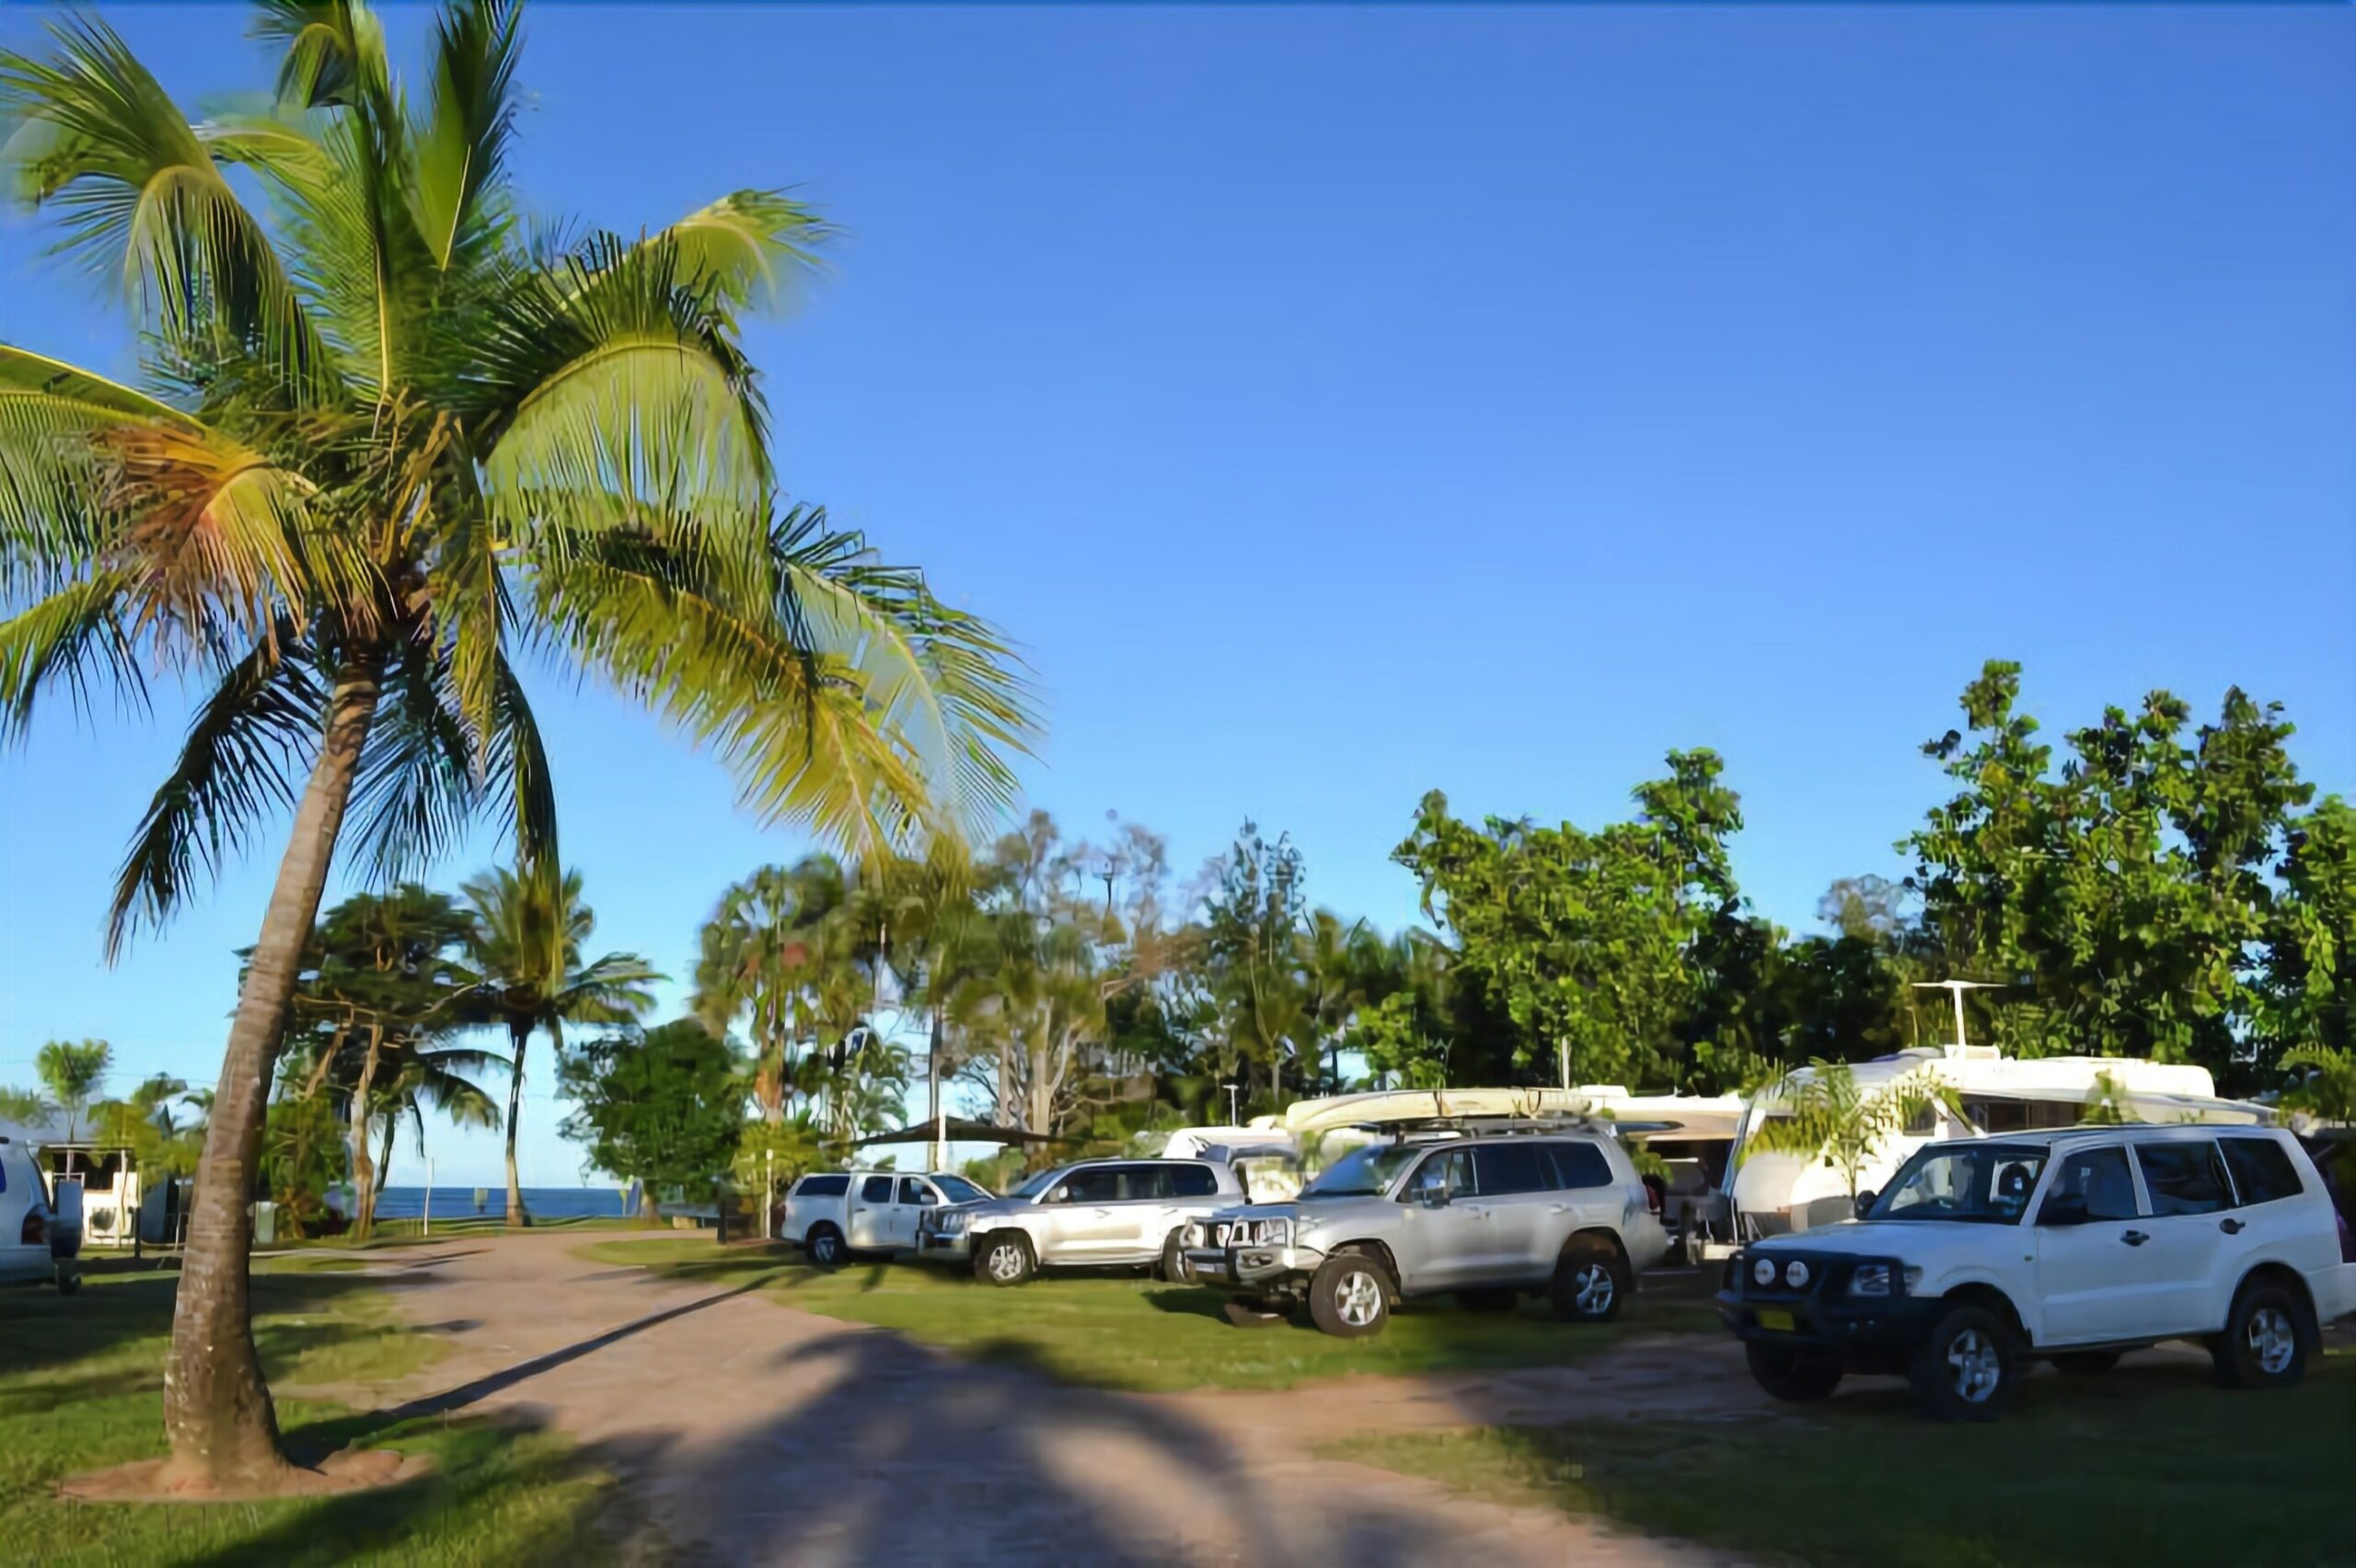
[[0, 1268, 398, 1384]]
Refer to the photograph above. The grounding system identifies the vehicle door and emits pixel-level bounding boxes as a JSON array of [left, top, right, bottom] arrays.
[[1105, 1164, 1177, 1262], [846, 1174, 900, 1251], [1395, 1147, 1484, 1290], [1467, 1143, 1554, 1283], [1039, 1166, 1128, 1262], [2034, 1145, 2154, 1343], [1542, 1140, 1627, 1261], [892, 1178, 941, 1250], [2131, 1140, 2236, 1336], [2214, 1136, 2320, 1320]]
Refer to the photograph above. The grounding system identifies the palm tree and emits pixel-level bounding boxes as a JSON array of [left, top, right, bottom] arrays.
[[36, 1039, 111, 1173], [464, 865, 656, 1228], [131, 1073, 193, 1137], [0, 3, 1031, 1490], [0, 1084, 59, 1129], [1739, 1059, 1964, 1202], [370, 1043, 504, 1194], [695, 857, 848, 1124]]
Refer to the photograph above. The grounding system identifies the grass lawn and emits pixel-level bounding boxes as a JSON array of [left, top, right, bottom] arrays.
[[572, 1236, 1717, 1392], [266, 1212, 660, 1251], [1322, 1344, 2356, 1568], [1, 1257, 614, 1566]]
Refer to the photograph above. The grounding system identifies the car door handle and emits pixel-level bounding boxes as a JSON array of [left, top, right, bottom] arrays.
[[2220, 1217, 2246, 1235], [2120, 1229, 2149, 1247]]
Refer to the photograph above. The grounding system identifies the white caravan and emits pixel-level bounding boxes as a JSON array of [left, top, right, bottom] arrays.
[[1727, 1044, 2269, 1237]]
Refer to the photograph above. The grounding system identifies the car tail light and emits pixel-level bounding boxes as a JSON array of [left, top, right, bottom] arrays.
[[2338, 1210, 2353, 1265], [1642, 1175, 1665, 1216], [21, 1209, 44, 1247]]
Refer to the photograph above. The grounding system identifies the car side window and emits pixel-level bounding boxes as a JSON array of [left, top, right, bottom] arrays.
[[1061, 1168, 1122, 1204], [1169, 1164, 1218, 1198], [2136, 1142, 2231, 1217], [2039, 1147, 2139, 1224], [898, 1178, 936, 1206], [1471, 1143, 1550, 1195], [2219, 1138, 2304, 1207], [1120, 1165, 1173, 1202], [798, 1174, 849, 1198], [1406, 1147, 1474, 1202], [860, 1175, 895, 1205], [1543, 1141, 1614, 1191]]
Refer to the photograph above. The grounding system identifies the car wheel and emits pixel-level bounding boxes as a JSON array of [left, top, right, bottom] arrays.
[[2212, 1280, 2311, 1390], [54, 1265, 82, 1297], [1909, 1303, 2018, 1421], [2050, 1350, 2121, 1377], [1160, 1230, 1196, 1285], [805, 1224, 845, 1270], [1222, 1297, 1288, 1329], [1309, 1252, 1392, 1339], [1552, 1234, 1630, 1323], [976, 1231, 1036, 1287], [1456, 1288, 1519, 1314], [1745, 1340, 1842, 1402]]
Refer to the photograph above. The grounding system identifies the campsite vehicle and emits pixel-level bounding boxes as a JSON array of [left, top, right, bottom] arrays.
[[1, 1124, 84, 1293], [1718, 1124, 2356, 1420], [1727, 1045, 2265, 1239], [781, 1170, 993, 1265], [1183, 1120, 1670, 1338], [917, 1158, 1244, 1284]]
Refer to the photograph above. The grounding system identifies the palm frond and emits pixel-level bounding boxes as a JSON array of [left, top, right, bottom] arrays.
[[0, 345, 193, 592], [1, 16, 337, 392], [346, 629, 474, 886], [659, 189, 830, 315], [404, 0, 523, 271], [106, 626, 323, 953], [249, 0, 391, 114], [0, 570, 145, 738]]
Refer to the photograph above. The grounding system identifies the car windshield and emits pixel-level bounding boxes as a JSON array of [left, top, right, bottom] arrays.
[[1868, 1144, 2048, 1225], [1010, 1169, 1061, 1201], [1301, 1143, 1423, 1199], [933, 1175, 990, 1205]]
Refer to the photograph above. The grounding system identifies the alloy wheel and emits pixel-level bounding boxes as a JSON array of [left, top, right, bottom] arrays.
[[1946, 1328, 2001, 1403], [1573, 1262, 1614, 1316], [2247, 1306, 2295, 1376], [988, 1241, 1026, 1283], [1335, 1269, 1382, 1328]]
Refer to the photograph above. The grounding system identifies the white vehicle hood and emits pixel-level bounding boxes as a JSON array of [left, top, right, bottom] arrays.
[[1751, 1219, 2017, 1257]]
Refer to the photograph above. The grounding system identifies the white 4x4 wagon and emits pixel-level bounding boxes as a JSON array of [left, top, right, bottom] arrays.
[[1720, 1124, 2356, 1419]]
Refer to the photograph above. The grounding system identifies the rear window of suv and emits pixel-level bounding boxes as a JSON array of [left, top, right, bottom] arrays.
[[2219, 1137, 2304, 1206], [2137, 1142, 2232, 1216], [795, 1174, 849, 1198], [1544, 1142, 1614, 1191]]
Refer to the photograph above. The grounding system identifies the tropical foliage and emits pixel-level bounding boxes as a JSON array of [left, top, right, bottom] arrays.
[[557, 1019, 745, 1216]]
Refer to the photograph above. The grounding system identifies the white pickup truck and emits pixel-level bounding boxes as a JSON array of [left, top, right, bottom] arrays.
[[781, 1170, 993, 1266]]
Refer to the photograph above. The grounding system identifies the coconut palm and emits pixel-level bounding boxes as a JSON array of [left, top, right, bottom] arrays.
[[694, 856, 849, 1124], [369, 1043, 504, 1193], [35, 1039, 111, 1171], [462, 864, 656, 1227], [0, 2, 1031, 1490], [131, 1073, 193, 1136]]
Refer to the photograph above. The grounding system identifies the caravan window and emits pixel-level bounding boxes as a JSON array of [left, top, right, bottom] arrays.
[[1964, 1099, 2083, 1135]]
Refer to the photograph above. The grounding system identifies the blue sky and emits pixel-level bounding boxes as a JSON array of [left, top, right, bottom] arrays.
[[3, 5, 2350, 1187]]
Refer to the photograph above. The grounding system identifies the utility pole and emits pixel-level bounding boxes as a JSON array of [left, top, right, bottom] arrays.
[[1223, 1081, 1241, 1125]]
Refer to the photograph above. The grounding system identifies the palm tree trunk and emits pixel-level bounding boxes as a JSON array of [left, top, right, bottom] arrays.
[[375, 1112, 397, 1197], [349, 1027, 382, 1242], [504, 1020, 531, 1228], [163, 656, 380, 1491]]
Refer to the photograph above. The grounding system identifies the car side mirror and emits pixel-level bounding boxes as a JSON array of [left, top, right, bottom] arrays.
[[1853, 1190, 1877, 1220], [1417, 1186, 1451, 1209], [1045, 1185, 1068, 1205], [2038, 1193, 2089, 1228]]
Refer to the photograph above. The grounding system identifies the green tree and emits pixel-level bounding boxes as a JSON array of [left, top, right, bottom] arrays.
[[696, 857, 850, 1124], [36, 1039, 112, 1170], [2257, 797, 2354, 1065], [1739, 1059, 1962, 1202], [1200, 821, 1310, 1105], [0, 4, 1029, 1489], [558, 1019, 745, 1218], [463, 865, 656, 1227], [0, 1084, 58, 1127]]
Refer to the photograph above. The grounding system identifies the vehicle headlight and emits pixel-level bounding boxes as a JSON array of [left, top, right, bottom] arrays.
[[941, 1210, 969, 1233], [1752, 1257, 1777, 1287], [1214, 1217, 1291, 1247], [1784, 1260, 1810, 1289], [1849, 1263, 1893, 1297]]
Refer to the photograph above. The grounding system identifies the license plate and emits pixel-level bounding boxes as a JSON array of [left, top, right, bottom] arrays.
[[1756, 1308, 1796, 1333]]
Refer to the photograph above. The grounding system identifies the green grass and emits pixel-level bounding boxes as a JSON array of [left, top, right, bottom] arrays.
[[1, 1258, 616, 1566], [265, 1213, 661, 1251], [1322, 1346, 2356, 1568], [572, 1237, 1716, 1392]]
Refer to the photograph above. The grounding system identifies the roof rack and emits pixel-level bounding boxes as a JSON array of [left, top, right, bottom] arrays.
[[1356, 1113, 1625, 1141]]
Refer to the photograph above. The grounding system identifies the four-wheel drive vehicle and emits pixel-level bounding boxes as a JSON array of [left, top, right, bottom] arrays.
[[1183, 1126, 1669, 1338], [1719, 1124, 2356, 1420], [917, 1159, 1243, 1285], [782, 1170, 993, 1266], [1, 1128, 83, 1294]]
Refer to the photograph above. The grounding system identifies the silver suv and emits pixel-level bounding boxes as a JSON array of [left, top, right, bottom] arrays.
[[1184, 1127, 1670, 1337], [917, 1158, 1244, 1285]]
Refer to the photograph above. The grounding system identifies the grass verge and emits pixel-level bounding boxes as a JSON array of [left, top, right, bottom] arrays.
[[1, 1258, 614, 1565], [572, 1237, 1715, 1392], [1321, 1344, 2356, 1567]]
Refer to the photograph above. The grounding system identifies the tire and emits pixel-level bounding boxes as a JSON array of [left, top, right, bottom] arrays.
[[1222, 1297, 1288, 1329], [1309, 1252, 1392, 1338], [1457, 1287, 1519, 1314], [805, 1224, 845, 1270], [2050, 1350, 2121, 1377], [1552, 1234, 1630, 1323], [2212, 1280, 2311, 1390], [54, 1266, 82, 1297], [1160, 1230, 1196, 1285], [1745, 1340, 1842, 1402], [975, 1230, 1036, 1287], [1909, 1302, 2018, 1421]]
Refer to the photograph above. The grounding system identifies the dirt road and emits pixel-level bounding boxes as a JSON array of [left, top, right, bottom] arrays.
[[336, 1234, 1741, 1566]]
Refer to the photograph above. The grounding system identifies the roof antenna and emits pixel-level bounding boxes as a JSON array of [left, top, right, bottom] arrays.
[[1911, 979, 2003, 1057]]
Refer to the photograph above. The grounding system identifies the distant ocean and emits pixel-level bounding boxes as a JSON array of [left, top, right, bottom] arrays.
[[332, 1185, 640, 1222]]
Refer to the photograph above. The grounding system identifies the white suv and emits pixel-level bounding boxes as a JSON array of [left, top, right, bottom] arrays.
[[783, 1170, 994, 1265], [1720, 1124, 2356, 1419]]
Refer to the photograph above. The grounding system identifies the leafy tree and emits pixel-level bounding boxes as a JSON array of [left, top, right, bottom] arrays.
[[0, 1084, 58, 1128], [2257, 798, 2354, 1066], [36, 1038, 111, 1170], [558, 1019, 745, 1217], [370, 1046, 502, 1194], [695, 858, 848, 1124], [1199, 821, 1310, 1104], [0, 2, 1028, 1488], [462, 865, 656, 1227], [1739, 1059, 1962, 1202], [1906, 662, 2313, 1090]]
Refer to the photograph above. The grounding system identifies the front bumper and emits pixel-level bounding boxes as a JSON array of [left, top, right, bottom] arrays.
[[1715, 1250, 1945, 1356], [915, 1229, 972, 1263], [1183, 1241, 1328, 1295]]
